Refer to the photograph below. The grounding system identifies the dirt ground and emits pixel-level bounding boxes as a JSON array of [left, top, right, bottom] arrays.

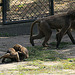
[[0, 30, 75, 74]]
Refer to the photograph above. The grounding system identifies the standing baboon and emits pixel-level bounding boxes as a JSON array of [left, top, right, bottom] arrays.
[[30, 10, 75, 48], [13, 44, 29, 61], [0, 48, 20, 63]]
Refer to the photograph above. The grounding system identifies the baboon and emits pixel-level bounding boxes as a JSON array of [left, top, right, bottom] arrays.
[[0, 48, 20, 63], [13, 44, 29, 61], [30, 10, 75, 48]]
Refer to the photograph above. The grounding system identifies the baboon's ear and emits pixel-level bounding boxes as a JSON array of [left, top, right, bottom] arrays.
[[67, 10, 75, 16]]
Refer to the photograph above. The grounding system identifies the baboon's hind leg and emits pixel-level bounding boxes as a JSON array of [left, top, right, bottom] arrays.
[[30, 29, 44, 46], [41, 21, 52, 47], [1, 53, 20, 63], [42, 32, 52, 47], [2, 58, 6, 63], [1, 53, 10, 63]]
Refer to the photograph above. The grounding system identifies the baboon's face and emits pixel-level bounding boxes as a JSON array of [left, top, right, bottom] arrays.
[[68, 10, 75, 20], [71, 13, 75, 20]]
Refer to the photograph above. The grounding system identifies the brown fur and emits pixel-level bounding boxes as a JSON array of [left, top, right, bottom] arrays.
[[0, 48, 20, 63], [30, 10, 75, 48], [13, 44, 29, 61], [13, 44, 22, 51], [71, 20, 75, 30]]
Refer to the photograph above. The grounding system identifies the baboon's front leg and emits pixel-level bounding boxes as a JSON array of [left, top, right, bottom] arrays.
[[67, 29, 75, 44], [56, 19, 71, 48], [0, 53, 10, 59]]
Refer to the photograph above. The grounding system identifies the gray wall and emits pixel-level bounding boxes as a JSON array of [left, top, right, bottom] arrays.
[[0, 22, 38, 36]]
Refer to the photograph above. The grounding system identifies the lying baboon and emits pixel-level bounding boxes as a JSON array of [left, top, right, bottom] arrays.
[[0, 48, 20, 63], [30, 10, 75, 48], [13, 44, 29, 61]]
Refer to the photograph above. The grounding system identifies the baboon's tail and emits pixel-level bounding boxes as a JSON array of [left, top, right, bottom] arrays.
[[30, 20, 40, 37]]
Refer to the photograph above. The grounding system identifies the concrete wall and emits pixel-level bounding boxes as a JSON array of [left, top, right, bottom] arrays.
[[0, 22, 38, 36]]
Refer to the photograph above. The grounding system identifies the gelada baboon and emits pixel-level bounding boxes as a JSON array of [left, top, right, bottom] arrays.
[[30, 10, 75, 48], [0, 48, 20, 63], [13, 44, 29, 61]]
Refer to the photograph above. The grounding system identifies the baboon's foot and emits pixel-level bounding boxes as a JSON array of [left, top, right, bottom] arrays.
[[46, 43, 49, 45], [30, 37, 34, 46], [42, 43, 49, 47]]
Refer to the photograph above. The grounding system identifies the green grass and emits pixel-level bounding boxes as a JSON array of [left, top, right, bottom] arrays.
[[25, 46, 64, 61], [0, 32, 18, 37], [49, 42, 72, 49], [0, 32, 9, 37]]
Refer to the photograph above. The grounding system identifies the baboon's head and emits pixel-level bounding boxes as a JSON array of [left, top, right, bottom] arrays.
[[13, 44, 22, 51], [67, 10, 75, 20]]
